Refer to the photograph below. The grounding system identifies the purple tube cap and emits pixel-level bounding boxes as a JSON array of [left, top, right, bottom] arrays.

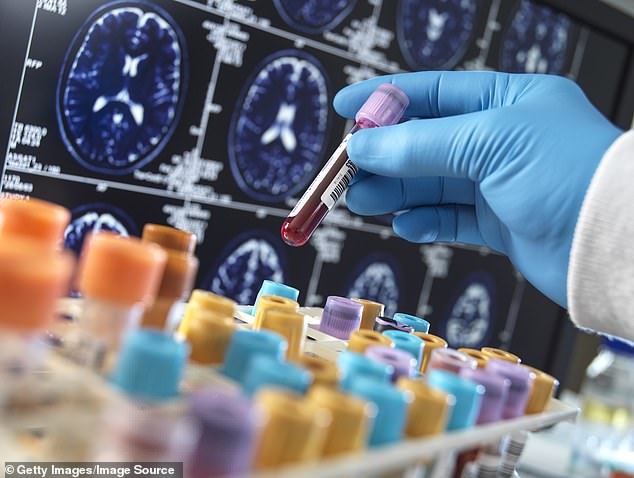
[[366, 345, 416, 381], [319, 296, 363, 340], [460, 368, 510, 424], [189, 388, 263, 475], [356, 84, 409, 128], [428, 348, 478, 374], [486, 359, 535, 419]]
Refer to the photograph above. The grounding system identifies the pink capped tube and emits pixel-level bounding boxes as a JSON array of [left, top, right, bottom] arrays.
[[281, 84, 409, 247]]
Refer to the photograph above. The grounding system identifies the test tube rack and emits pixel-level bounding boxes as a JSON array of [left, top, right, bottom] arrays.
[[3, 299, 578, 477]]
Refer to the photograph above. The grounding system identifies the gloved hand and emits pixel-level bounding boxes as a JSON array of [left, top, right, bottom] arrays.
[[334, 71, 622, 307]]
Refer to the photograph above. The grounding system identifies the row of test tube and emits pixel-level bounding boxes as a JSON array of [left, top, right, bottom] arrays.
[[0, 196, 559, 478]]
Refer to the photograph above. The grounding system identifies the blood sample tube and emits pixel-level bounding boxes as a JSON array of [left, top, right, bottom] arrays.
[[281, 83, 409, 247]]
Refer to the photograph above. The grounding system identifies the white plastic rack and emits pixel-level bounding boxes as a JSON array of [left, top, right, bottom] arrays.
[[2, 300, 579, 478]]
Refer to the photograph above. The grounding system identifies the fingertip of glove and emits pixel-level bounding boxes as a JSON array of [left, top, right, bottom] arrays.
[[393, 210, 438, 243], [333, 87, 358, 118], [347, 129, 371, 158], [344, 183, 370, 215]]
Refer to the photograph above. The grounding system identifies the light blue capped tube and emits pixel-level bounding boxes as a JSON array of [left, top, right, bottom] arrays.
[[112, 329, 189, 402], [348, 376, 411, 447], [242, 355, 311, 397], [250, 280, 300, 314], [427, 369, 484, 431], [337, 351, 392, 392], [393, 312, 430, 333], [222, 329, 287, 384], [382, 330, 424, 369]]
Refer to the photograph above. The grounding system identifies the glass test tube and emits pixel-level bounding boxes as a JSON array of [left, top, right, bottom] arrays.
[[140, 224, 199, 332], [63, 232, 166, 373], [281, 83, 409, 247], [0, 237, 74, 455]]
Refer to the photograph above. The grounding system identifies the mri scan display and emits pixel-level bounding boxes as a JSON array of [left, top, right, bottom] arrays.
[[346, 255, 400, 317], [206, 232, 286, 305], [273, 0, 358, 34], [57, 2, 187, 175], [501, 0, 571, 74], [397, 0, 477, 70], [63, 203, 136, 255], [443, 273, 494, 348], [1, 0, 587, 361], [228, 50, 330, 202]]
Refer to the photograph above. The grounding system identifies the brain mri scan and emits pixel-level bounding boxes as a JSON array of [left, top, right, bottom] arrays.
[[273, 0, 358, 33], [58, 2, 187, 175], [501, 0, 571, 74], [228, 50, 330, 203], [346, 255, 400, 317], [63, 203, 137, 256], [442, 273, 495, 348], [205, 231, 287, 306], [397, 0, 478, 70]]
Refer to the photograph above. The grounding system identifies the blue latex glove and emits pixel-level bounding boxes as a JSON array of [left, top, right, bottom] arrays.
[[334, 71, 622, 307]]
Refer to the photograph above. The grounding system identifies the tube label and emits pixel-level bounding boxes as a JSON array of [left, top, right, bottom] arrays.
[[288, 132, 353, 217], [321, 159, 358, 210]]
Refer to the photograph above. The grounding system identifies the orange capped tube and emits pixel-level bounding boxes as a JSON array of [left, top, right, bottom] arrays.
[[141, 225, 198, 330], [307, 386, 374, 457], [142, 224, 196, 254], [65, 232, 166, 372], [0, 197, 70, 250], [0, 237, 74, 332], [348, 329, 393, 354], [0, 238, 76, 450], [254, 389, 331, 469], [141, 249, 198, 330], [414, 332, 448, 373], [0, 237, 73, 384], [179, 290, 237, 337]]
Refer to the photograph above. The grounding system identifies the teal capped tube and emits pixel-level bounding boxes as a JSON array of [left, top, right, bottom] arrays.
[[347, 376, 411, 447], [383, 330, 424, 369], [251, 280, 300, 314], [242, 355, 311, 396], [393, 312, 430, 333], [222, 329, 287, 384], [427, 369, 484, 431], [338, 351, 392, 391]]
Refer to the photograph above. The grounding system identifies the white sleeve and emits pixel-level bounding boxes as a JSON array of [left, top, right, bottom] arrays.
[[568, 130, 634, 342]]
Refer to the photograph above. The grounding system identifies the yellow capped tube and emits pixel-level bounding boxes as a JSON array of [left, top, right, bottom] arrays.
[[253, 295, 299, 330], [352, 299, 385, 330], [259, 308, 307, 360], [397, 378, 454, 437], [295, 355, 340, 389], [413, 332, 447, 373], [348, 330, 393, 354], [481, 347, 521, 364], [307, 386, 375, 457], [523, 365, 559, 414], [254, 389, 331, 470], [458, 348, 490, 369], [179, 290, 236, 337], [184, 310, 236, 365]]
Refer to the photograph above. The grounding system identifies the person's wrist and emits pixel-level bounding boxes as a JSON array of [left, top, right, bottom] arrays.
[[567, 129, 632, 307]]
